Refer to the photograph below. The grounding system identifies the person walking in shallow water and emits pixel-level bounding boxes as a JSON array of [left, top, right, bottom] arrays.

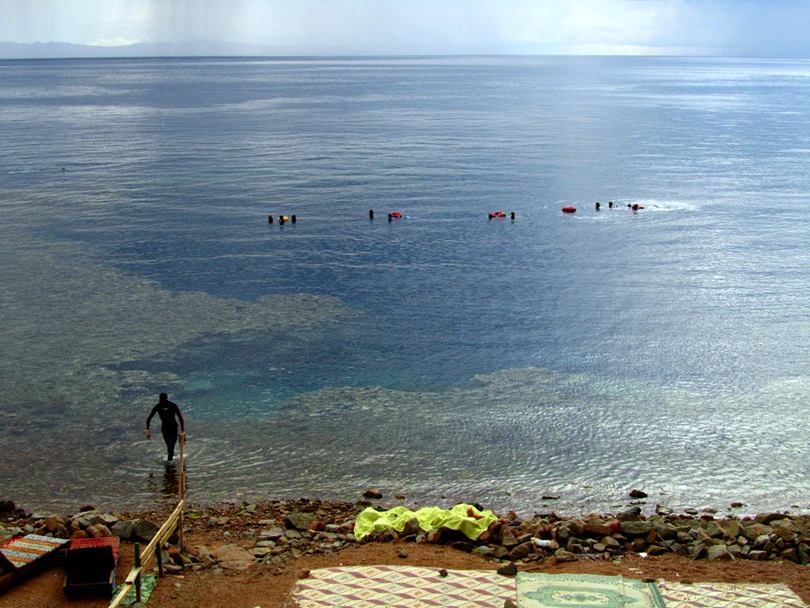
[[145, 393, 185, 461]]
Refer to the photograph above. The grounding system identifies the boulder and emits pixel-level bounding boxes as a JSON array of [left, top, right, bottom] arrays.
[[501, 528, 518, 547], [87, 524, 112, 538], [132, 519, 159, 542], [285, 512, 316, 531], [472, 545, 496, 557], [401, 518, 421, 538], [620, 521, 652, 536], [509, 542, 532, 561], [707, 544, 731, 560], [553, 549, 576, 562], [44, 516, 67, 533], [111, 520, 134, 539], [704, 521, 724, 538], [583, 521, 612, 537], [755, 513, 785, 525], [211, 544, 254, 570], [629, 489, 648, 499], [260, 527, 285, 540], [363, 489, 383, 499]]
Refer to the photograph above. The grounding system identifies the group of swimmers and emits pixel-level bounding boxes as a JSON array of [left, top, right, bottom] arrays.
[[268, 203, 644, 225], [267, 214, 297, 224], [595, 201, 644, 211]]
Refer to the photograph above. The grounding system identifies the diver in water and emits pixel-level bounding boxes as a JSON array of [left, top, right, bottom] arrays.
[[145, 393, 185, 461]]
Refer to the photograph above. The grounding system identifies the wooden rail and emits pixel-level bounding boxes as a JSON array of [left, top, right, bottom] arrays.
[[108, 433, 186, 608]]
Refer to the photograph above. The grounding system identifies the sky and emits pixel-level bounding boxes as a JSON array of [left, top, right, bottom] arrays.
[[0, 0, 809, 57]]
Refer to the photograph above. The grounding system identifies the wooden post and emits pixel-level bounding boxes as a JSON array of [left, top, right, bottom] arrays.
[[178, 432, 186, 552], [134, 542, 142, 603], [156, 540, 164, 577]]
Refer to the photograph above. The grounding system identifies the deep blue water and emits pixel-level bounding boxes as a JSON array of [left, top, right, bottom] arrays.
[[2, 56, 810, 513]]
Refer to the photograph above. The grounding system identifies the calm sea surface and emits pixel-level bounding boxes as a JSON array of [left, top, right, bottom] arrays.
[[2, 56, 810, 514]]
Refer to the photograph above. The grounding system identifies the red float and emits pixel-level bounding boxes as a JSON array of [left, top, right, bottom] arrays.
[[561, 206, 577, 213]]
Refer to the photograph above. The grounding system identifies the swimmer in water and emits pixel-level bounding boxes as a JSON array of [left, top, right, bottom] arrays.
[[145, 393, 185, 461]]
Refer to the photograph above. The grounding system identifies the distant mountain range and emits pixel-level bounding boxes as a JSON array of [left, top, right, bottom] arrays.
[[0, 40, 307, 59]]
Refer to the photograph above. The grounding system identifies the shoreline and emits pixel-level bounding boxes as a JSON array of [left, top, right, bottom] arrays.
[[4, 491, 810, 564], [4, 494, 810, 607]]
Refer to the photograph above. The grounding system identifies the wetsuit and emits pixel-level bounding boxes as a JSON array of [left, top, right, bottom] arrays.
[[146, 398, 184, 460]]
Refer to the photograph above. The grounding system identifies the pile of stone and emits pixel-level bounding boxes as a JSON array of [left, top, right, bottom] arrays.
[[187, 506, 358, 575], [6, 493, 810, 575], [360, 502, 810, 566]]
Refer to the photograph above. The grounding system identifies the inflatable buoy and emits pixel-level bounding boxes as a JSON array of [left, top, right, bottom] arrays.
[[631, 204, 645, 211], [561, 206, 577, 214], [389, 211, 402, 219], [488, 211, 506, 219]]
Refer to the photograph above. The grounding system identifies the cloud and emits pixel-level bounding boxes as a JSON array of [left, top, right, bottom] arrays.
[[91, 35, 150, 47]]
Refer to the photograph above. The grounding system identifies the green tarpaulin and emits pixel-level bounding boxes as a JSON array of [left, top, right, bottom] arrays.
[[354, 504, 498, 541]]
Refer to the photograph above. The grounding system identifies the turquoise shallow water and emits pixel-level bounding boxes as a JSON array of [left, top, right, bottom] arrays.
[[2, 56, 810, 513]]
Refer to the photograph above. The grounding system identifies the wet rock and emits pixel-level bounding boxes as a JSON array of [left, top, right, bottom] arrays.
[[71, 530, 89, 540], [653, 522, 677, 541], [0, 501, 16, 513], [629, 489, 648, 499], [363, 489, 383, 499], [583, 521, 612, 537], [730, 502, 744, 508], [755, 513, 785, 525], [704, 521, 724, 538], [620, 521, 652, 536]]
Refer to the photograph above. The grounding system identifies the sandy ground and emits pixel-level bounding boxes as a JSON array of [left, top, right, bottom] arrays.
[[2, 532, 810, 608]]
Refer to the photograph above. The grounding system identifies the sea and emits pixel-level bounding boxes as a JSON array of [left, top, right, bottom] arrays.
[[2, 55, 810, 515]]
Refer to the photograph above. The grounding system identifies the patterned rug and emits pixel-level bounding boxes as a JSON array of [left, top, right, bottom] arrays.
[[289, 566, 808, 608], [657, 580, 806, 607], [516, 573, 665, 608], [291, 565, 516, 607]]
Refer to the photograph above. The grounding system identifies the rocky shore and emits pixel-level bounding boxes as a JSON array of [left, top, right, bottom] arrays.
[[3, 492, 810, 578]]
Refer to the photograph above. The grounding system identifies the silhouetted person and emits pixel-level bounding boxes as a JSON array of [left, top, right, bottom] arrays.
[[145, 393, 185, 461], [595, 202, 601, 211]]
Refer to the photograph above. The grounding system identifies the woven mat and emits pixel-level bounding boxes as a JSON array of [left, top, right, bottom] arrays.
[[290, 566, 808, 608], [0, 535, 69, 569], [657, 580, 806, 607], [291, 565, 516, 607], [516, 573, 665, 608]]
